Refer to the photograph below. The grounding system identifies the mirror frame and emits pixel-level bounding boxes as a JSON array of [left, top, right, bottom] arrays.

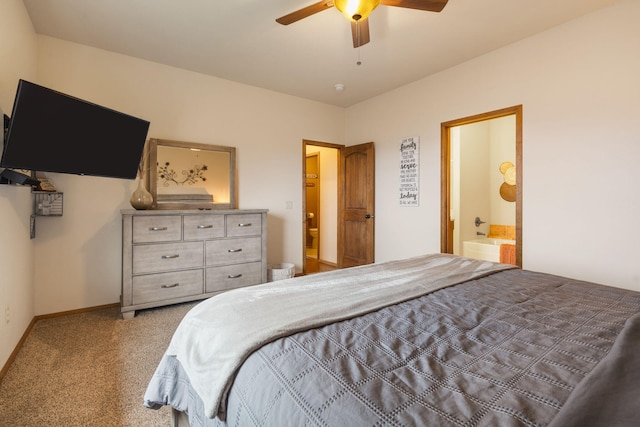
[[146, 138, 237, 210]]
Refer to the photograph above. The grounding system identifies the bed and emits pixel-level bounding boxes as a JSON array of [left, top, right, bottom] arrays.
[[144, 253, 640, 426]]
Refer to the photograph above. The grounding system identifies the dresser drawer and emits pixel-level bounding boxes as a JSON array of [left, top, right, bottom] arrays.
[[133, 270, 203, 305], [133, 242, 204, 274], [206, 237, 261, 266], [133, 215, 182, 243], [183, 214, 225, 240], [206, 262, 262, 292], [226, 213, 262, 237]]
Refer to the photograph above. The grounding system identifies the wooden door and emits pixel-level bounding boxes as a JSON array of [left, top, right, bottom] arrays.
[[338, 142, 375, 268]]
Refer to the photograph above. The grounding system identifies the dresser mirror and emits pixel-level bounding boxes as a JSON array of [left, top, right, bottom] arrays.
[[147, 138, 237, 210]]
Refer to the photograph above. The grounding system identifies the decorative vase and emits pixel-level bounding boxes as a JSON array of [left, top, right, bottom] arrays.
[[130, 177, 153, 209]]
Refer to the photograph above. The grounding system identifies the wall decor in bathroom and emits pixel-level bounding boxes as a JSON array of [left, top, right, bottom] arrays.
[[399, 136, 419, 206], [499, 161, 516, 202]]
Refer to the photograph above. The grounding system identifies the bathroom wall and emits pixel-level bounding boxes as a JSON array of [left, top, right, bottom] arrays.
[[318, 147, 337, 263], [488, 116, 516, 228], [459, 123, 491, 244]]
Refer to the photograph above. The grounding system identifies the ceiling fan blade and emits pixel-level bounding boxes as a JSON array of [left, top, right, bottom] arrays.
[[380, 0, 448, 13], [276, 1, 335, 25], [351, 18, 371, 48]]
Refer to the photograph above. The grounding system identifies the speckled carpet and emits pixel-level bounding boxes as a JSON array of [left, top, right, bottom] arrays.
[[0, 301, 198, 426]]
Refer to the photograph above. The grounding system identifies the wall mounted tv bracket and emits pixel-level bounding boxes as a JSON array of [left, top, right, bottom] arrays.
[[0, 168, 40, 186], [1, 111, 40, 186]]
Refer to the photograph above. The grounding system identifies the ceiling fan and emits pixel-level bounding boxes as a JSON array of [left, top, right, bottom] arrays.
[[276, 0, 449, 48]]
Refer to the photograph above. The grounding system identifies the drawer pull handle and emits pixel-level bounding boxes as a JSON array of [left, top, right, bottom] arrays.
[[228, 274, 243, 279], [238, 223, 252, 227], [161, 254, 180, 259], [197, 225, 213, 229], [161, 283, 180, 289], [228, 248, 243, 253], [149, 227, 168, 231]]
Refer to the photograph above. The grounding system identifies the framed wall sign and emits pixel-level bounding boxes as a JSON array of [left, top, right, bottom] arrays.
[[399, 136, 419, 206]]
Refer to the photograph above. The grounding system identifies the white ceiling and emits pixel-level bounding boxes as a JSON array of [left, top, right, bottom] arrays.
[[22, 0, 617, 107]]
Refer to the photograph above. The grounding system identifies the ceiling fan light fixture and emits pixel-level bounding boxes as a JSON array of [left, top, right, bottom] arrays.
[[334, 0, 381, 22]]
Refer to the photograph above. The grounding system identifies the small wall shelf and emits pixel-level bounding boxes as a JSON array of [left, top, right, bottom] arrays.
[[30, 191, 64, 238], [33, 191, 64, 216]]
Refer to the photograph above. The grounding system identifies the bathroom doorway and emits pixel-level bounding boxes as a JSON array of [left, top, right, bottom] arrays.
[[305, 153, 320, 259], [303, 140, 341, 275], [441, 105, 523, 267]]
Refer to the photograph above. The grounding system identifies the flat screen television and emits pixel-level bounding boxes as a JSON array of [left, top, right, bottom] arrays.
[[0, 79, 150, 180]]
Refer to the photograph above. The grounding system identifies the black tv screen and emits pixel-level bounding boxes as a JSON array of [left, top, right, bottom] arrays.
[[0, 80, 150, 180]]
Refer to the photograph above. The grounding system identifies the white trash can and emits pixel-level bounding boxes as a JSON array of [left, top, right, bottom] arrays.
[[267, 263, 295, 282]]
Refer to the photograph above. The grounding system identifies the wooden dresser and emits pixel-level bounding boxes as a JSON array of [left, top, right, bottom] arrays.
[[121, 209, 267, 319]]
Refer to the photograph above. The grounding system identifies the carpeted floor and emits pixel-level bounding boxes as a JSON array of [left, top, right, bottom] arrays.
[[0, 301, 199, 426]]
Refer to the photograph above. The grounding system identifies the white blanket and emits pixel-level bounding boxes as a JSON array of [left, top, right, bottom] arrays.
[[164, 253, 514, 420]]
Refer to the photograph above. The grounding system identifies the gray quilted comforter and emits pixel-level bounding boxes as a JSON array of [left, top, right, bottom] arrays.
[[144, 256, 640, 426]]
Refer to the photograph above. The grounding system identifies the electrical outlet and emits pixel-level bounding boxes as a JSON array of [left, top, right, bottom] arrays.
[[286, 201, 293, 209]]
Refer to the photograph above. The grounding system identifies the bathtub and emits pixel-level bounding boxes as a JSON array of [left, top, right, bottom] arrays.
[[462, 238, 515, 263]]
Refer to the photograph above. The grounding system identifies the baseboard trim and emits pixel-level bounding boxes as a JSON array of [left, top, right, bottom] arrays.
[[0, 316, 37, 384], [0, 302, 121, 383], [33, 302, 120, 321], [318, 259, 338, 268]]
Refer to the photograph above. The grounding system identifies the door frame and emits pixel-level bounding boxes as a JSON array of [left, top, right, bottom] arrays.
[[440, 105, 523, 267]]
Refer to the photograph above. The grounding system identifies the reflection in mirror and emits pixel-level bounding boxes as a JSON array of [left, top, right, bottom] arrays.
[[147, 138, 236, 209]]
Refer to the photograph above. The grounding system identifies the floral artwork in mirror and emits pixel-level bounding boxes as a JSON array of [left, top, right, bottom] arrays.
[[146, 138, 237, 209]]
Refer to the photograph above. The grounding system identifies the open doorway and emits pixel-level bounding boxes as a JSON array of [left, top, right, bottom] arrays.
[[305, 152, 320, 260], [441, 105, 523, 267], [302, 140, 376, 274], [302, 140, 341, 275]]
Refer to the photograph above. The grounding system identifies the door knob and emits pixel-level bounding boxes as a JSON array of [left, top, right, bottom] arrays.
[[365, 214, 374, 219]]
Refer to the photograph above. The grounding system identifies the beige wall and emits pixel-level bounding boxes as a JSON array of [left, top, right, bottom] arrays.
[[0, 0, 38, 371], [31, 35, 345, 315], [346, 0, 639, 290], [2, 0, 639, 369]]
